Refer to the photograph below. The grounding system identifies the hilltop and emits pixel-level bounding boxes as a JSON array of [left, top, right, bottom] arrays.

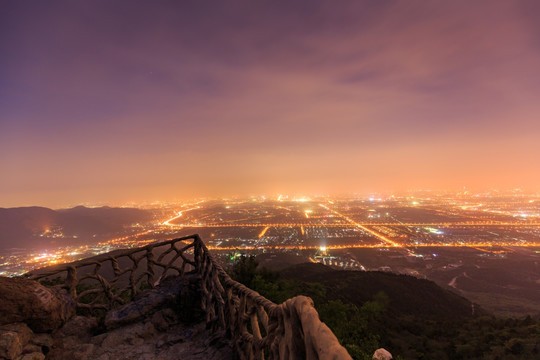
[[279, 263, 477, 320], [230, 257, 540, 359]]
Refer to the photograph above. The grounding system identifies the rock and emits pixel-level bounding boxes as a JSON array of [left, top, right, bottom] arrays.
[[22, 343, 42, 353], [45, 342, 94, 360], [151, 310, 171, 332], [142, 322, 156, 339], [0, 323, 35, 359], [0, 331, 22, 359], [58, 335, 81, 349], [55, 316, 97, 339], [151, 312, 168, 332], [101, 331, 124, 349], [0, 323, 33, 348], [161, 308, 179, 324], [0, 277, 75, 332], [104, 275, 187, 330], [129, 337, 145, 346], [30, 333, 53, 348], [137, 353, 157, 360], [72, 343, 94, 360], [50, 316, 98, 355], [89, 333, 108, 346], [100, 320, 156, 350], [19, 352, 45, 360], [161, 342, 190, 358], [156, 331, 185, 348], [373, 348, 393, 360]]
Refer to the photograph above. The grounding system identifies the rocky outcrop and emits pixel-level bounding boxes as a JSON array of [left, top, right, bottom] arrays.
[[51, 315, 99, 352], [0, 277, 75, 333], [40, 273, 231, 360], [0, 272, 229, 360], [0, 322, 52, 360], [105, 275, 193, 330], [46, 308, 232, 360]]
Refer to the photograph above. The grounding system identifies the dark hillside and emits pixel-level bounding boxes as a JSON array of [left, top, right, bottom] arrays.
[[280, 263, 477, 320], [56, 206, 152, 235], [0, 207, 57, 247], [229, 258, 540, 359], [0, 206, 153, 249]]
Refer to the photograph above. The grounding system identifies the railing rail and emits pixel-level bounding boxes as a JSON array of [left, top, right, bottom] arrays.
[[26, 234, 352, 359], [193, 234, 352, 360], [26, 235, 198, 311]]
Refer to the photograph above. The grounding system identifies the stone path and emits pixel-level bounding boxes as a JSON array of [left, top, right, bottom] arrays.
[[47, 310, 233, 360]]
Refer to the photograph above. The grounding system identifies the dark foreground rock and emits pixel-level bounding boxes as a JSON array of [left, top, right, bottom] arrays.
[[0, 277, 75, 332], [0, 322, 51, 360], [45, 274, 232, 360], [105, 275, 193, 330], [1, 273, 232, 360], [48, 309, 232, 360]]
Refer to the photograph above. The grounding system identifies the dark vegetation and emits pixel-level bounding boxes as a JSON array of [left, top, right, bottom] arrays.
[[229, 256, 540, 360]]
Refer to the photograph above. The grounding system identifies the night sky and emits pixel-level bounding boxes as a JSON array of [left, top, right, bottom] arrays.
[[1, 1, 539, 207]]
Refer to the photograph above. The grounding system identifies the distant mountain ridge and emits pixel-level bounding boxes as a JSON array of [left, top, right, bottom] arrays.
[[0, 206, 153, 249]]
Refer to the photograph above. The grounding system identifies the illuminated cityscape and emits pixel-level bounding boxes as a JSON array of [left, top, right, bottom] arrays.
[[2, 192, 539, 277]]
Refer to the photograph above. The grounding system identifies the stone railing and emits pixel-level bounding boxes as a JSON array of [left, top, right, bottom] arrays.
[[27, 235, 198, 311], [27, 235, 352, 360], [194, 235, 352, 360]]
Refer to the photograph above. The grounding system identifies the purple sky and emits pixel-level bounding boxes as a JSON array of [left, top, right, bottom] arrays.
[[1, 1, 540, 207]]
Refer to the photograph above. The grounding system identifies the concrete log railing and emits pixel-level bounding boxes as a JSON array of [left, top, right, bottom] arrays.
[[26, 234, 352, 360], [193, 235, 352, 360], [26, 235, 199, 311]]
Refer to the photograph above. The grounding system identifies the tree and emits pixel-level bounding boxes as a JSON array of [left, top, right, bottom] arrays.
[[229, 254, 258, 288]]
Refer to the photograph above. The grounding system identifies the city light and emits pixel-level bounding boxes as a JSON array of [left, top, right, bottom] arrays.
[[2, 194, 540, 276]]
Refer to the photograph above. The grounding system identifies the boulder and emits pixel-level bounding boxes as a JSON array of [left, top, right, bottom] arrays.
[[72, 343, 95, 360], [30, 333, 53, 348], [29, 333, 53, 358], [0, 277, 75, 332], [55, 316, 98, 340], [50, 315, 99, 354], [0, 323, 33, 347], [22, 343, 43, 354], [0, 323, 34, 360], [0, 331, 23, 359], [104, 276, 188, 329], [150, 308, 178, 332], [19, 352, 46, 360], [373, 348, 393, 360]]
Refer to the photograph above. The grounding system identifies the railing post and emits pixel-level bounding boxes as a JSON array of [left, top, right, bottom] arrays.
[[194, 234, 202, 274], [66, 266, 78, 298]]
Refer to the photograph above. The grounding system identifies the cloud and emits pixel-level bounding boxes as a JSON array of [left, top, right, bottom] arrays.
[[1, 0, 539, 206]]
